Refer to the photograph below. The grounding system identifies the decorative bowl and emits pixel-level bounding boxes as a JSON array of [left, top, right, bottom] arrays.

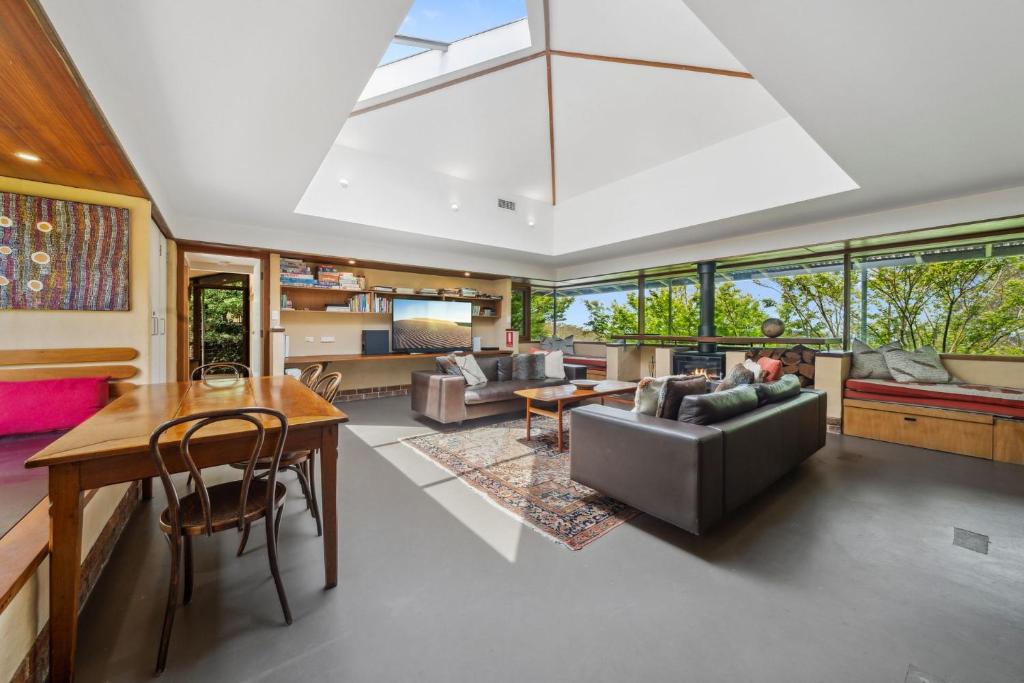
[[761, 318, 785, 338]]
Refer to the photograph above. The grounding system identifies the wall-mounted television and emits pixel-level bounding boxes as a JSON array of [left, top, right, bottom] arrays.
[[392, 298, 473, 353]]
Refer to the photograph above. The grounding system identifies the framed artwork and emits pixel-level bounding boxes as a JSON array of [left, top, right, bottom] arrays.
[[0, 190, 130, 311]]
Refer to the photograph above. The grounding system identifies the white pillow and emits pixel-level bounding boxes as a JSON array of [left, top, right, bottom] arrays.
[[743, 358, 765, 383], [544, 349, 565, 379], [453, 354, 488, 386]]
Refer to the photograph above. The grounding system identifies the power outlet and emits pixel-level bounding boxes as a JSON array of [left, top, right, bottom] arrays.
[[320, 336, 335, 343], [304, 336, 315, 343]]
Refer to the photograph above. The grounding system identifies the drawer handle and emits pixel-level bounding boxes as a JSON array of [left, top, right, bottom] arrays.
[[903, 417, 917, 422]]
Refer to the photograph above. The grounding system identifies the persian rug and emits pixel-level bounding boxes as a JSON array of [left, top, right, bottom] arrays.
[[0, 190, 130, 310], [401, 415, 639, 550]]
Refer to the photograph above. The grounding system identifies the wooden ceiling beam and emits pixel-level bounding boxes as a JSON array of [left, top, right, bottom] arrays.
[[548, 49, 754, 79], [543, 0, 557, 206]]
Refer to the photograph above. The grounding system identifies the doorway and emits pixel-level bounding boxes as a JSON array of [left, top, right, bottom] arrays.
[[189, 272, 250, 372], [178, 248, 268, 380]]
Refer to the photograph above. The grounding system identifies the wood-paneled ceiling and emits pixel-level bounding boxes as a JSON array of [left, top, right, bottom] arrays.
[[0, 0, 148, 199]]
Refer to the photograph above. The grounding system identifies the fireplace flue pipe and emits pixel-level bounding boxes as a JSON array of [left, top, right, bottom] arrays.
[[697, 261, 716, 353]]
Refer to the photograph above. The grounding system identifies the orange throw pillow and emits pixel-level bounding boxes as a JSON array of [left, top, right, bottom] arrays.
[[757, 357, 783, 382]]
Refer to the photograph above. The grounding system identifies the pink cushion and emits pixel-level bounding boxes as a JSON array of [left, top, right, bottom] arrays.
[[0, 377, 108, 437], [757, 357, 783, 382]]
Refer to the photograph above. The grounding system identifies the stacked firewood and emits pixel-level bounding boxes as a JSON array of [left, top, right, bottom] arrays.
[[745, 345, 816, 387]]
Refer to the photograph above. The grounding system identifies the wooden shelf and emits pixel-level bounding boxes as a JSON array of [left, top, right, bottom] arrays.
[[286, 349, 512, 364], [281, 309, 388, 315], [280, 285, 369, 294]]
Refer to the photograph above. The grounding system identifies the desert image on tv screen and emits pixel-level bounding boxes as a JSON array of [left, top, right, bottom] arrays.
[[392, 299, 472, 351]]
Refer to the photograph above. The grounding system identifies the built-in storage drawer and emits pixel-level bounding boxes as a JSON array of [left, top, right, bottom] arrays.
[[843, 399, 993, 459]]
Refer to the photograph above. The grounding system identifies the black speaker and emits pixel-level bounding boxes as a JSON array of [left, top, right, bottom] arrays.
[[362, 329, 390, 355]]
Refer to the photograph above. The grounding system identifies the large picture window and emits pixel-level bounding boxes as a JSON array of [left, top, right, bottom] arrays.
[[555, 280, 638, 341], [850, 240, 1024, 355]]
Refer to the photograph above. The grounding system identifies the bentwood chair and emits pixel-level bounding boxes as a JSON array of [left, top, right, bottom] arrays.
[[191, 362, 251, 380], [237, 372, 342, 555], [148, 407, 292, 674], [297, 363, 324, 388]]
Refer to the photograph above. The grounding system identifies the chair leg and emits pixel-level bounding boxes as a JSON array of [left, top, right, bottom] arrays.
[[265, 509, 293, 625], [183, 535, 194, 605], [307, 453, 323, 537], [236, 522, 251, 557], [293, 463, 313, 512], [275, 503, 284, 542], [156, 534, 181, 674]]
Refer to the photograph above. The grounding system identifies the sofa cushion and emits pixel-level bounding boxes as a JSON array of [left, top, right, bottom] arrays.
[[658, 376, 708, 419], [757, 356, 783, 381], [496, 355, 514, 381], [543, 349, 566, 379], [882, 345, 953, 383], [435, 355, 464, 378], [850, 339, 902, 379], [453, 354, 488, 386], [715, 363, 756, 392], [475, 355, 500, 382], [513, 353, 546, 380], [464, 378, 565, 404], [633, 375, 686, 416], [0, 377, 108, 437], [743, 358, 765, 382], [678, 385, 758, 425], [753, 374, 801, 406]]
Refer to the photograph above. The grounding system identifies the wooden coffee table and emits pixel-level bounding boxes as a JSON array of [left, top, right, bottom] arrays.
[[514, 380, 638, 452]]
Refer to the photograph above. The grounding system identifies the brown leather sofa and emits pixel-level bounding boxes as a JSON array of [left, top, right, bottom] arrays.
[[411, 355, 587, 424], [570, 389, 827, 535]]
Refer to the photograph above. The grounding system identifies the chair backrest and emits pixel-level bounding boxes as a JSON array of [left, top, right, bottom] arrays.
[[312, 372, 342, 404], [191, 362, 251, 380], [148, 407, 289, 536], [297, 363, 324, 388]]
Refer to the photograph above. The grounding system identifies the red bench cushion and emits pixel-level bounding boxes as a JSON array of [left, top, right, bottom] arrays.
[[564, 355, 607, 370], [844, 378, 1024, 419], [0, 376, 108, 437]]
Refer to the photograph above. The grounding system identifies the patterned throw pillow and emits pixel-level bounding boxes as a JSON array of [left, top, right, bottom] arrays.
[[714, 363, 756, 392], [850, 339, 903, 379], [882, 346, 953, 383], [538, 335, 575, 354], [435, 355, 464, 378], [453, 354, 488, 386], [496, 355, 514, 381], [512, 353, 546, 380], [743, 358, 765, 382]]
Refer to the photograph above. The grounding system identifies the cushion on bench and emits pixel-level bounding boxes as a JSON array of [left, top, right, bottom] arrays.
[[844, 378, 1024, 418], [564, 355, 607, 370], [0, 376, 108, 437]]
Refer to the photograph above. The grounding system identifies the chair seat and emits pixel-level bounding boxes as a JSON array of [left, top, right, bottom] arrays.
[[159, 480, 287, 536]]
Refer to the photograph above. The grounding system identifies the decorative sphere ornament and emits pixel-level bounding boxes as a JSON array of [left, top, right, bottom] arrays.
[[761, 318, 785, 338]]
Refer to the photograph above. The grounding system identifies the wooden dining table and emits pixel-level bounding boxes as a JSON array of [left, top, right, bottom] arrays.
[[25, 375, 349, 682]]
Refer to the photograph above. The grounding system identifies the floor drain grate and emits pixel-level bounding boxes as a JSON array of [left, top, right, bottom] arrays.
[[906, 664, 948, 682], [953, 527, 989, 554]]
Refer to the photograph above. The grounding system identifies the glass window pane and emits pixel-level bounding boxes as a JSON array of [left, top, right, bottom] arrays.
[[510, 288, 525, 337], [529, 286, 555, 340], [642, 275, 699, 336], [555, 280, 638, 342], [852, 241, 1024, 354]]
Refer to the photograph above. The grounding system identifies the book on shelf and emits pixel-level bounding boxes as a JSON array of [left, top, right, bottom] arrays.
[[395, 287, 416, 295], [418, 288, 439, 295]]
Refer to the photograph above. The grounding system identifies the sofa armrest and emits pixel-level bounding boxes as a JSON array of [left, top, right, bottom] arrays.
[[411, 371, 468, 423], [569, 404, 724, 534]]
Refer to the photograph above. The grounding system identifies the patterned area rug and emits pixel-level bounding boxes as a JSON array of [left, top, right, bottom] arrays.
[[401, 415, 639, 550]]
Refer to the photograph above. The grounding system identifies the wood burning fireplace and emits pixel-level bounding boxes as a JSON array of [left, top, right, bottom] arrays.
[[672, 351, 726, 379]]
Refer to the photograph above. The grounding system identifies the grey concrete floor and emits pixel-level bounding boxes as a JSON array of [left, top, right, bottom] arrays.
[[75, 397, 1024, 683]]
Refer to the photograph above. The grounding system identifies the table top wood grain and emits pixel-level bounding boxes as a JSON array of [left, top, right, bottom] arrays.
[[25, 376, 348, 469]]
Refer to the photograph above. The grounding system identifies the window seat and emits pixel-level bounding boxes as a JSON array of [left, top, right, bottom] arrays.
[[0, 431, 65, 538], [842, 379, 1024, 464]]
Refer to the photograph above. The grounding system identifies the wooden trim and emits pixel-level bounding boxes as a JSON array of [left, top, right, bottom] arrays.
[[0, 347, 138, 367], [0, 365, 138, 381], [843, 398, 994, 425], [939, 354, 1024, 363], [0, 499, 49, 613], [545, 50, 557, 206], [286, 350, 511, 364], [549, 49, 754, 79], [350, 51, 547, 117], [994, 419, 1024, 465], [175, 245, 188, 382]]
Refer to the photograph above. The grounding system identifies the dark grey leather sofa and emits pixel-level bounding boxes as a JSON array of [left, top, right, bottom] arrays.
[[570, 389, 827, 534], [411, 355, 587, 424]]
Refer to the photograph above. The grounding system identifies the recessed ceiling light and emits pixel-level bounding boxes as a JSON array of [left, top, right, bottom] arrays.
[[15, 152, 41, 162], [464, 271, 471, 277], [527, 218, 536, 227], [347, 259, 356, 265], [338, 178, 349, 188], [450, 202, 459, 212]]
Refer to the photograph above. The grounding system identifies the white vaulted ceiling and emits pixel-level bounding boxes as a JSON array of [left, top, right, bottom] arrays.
[[39, 0, 1024, 278]]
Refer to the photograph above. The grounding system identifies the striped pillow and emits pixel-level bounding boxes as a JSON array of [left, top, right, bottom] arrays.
[[850, 339, 902, 379], [882, 346, 953, 383]]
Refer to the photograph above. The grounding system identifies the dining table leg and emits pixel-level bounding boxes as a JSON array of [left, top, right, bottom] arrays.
[[49, 463, 84, 683], [320, 424, 339, 589]]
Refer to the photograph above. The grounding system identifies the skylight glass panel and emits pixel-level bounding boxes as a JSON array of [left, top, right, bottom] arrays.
[[379, 0, 527, 65]]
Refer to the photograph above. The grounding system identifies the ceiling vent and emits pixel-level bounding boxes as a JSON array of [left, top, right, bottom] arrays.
[[497, 198, 516, 211]]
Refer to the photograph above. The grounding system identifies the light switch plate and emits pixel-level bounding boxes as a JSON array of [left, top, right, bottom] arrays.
[[321, 336, 335, 343], [304, 336, 315, 343]]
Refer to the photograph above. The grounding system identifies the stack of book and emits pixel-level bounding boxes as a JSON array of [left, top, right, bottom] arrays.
[[372, 285, 395, 293], [395, 287, 416, 295], [459, 287, 479, 298], [418, 288, 439, 296], [280, 258, 316, 287]]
